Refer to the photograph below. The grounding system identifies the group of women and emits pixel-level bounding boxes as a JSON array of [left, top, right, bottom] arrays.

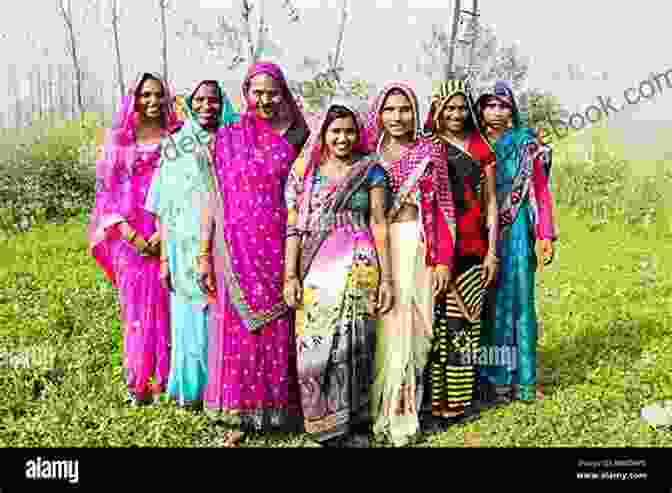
[[88, 61, 557, 448]]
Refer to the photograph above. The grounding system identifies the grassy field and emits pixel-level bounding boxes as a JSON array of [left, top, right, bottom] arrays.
[[1, 124, 671, 447]]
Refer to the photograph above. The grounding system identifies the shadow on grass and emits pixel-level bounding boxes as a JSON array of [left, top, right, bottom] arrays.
[[539, 313, 659, 396]]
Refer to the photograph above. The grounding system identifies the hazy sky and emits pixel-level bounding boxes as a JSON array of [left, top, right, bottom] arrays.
[[1, 0, 670, 124]]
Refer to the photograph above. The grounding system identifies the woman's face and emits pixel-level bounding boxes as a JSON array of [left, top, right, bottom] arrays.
[[324, 115, 358, 159], [380, 92, 414, 138], [136, 78, 163, 122], [481, 97, 513, 130], [191, 83, 222, 130], [248, 73, 283, 120], [439, 94, 468, 134]]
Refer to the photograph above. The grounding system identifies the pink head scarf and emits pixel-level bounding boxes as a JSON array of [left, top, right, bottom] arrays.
[[88, 72, 178, 282], [241, 61, 309, 137]]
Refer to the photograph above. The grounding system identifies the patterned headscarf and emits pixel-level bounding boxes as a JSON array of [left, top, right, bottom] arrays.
[[364, 80, 421, 152], [424, 78, 482, 138]]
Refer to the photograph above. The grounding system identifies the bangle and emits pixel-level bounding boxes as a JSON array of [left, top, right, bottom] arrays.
[[127, 229, 137, 243], [434, 264, 450, 273]]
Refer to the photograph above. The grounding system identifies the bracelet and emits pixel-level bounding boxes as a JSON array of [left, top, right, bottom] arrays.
[[127, 229, 137, 243], [434, 264, 450, 273]]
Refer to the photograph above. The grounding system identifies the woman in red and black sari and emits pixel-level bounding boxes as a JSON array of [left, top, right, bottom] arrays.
[[423, 78, 499, 422]]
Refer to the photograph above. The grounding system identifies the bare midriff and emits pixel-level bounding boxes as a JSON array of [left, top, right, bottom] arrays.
[[391, 202, 419, 223]]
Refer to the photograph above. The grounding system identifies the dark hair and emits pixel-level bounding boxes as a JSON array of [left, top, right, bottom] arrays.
[[135, 73, 164, 97], [320, 105, 359, 147]]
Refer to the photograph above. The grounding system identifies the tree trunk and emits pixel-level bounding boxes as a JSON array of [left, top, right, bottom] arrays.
[[111, 0, 125, 99], [241, 0, 256, 64], [331, 0, 347, 82], [58, 0, 85, 117], [159, 0, 169, 83]]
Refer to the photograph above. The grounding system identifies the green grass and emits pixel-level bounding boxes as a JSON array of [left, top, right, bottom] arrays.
[[1, 122, 671, 447], [0, 205, 670, 447]]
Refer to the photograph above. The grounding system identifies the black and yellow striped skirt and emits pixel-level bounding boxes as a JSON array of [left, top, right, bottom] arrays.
[[428, 256, 486, 415]]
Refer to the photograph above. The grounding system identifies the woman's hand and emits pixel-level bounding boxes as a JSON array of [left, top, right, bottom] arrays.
[[197, 255, 216, 295], [433, 267, 451, 296], [376, 280, 394, 316], [145, 232, 161, 257], [283, 278, 302, 309], [159, 259, 173, 292], [482, 252, 499, 287], [535, 239, 554, 272]]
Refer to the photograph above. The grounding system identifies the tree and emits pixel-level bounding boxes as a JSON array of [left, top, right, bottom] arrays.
[[159, 0, 169, 83], [110, 0, 125, 98], [417, 22, 529, 92], [57, 0, 85, 116], [525, 88, 566, 131], [286, 0, 376, 114], [179, 0, 301, 71]]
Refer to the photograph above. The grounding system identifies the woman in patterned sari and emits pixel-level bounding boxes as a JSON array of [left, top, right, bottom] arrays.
[[477, 81, 557, 402], [145, 80, 238, 408], [89, 73, 178, 405], [364, 81, 456, 445], [199, 62, 309, 446], [284, 98, 393, 447], [423, 78, 499, 421]]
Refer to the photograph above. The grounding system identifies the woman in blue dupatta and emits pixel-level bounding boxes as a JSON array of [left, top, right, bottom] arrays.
[[477, 81, 558, 403], [145, 80, 238, 407]]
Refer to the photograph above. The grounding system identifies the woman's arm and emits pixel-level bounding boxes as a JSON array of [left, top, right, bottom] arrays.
[[370, 184, 393, 314], [283, 162, 304, 308], [531, 143, 557, 241], [484, 164, 498, 254], [370, 186, 392, 282]]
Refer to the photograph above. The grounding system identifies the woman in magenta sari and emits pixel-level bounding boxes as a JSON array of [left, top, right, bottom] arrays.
[[199, 62, 309, 446], [89, 73, 178, 405]]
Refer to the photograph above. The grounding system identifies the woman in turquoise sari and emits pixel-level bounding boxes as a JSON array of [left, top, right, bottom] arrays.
[[477, 81, 558, 403], [145, 80, 238, 407]]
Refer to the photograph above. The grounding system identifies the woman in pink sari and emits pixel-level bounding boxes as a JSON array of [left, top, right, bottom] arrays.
[[199, 62, 309, 446], [89, 72, 177, 405]]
